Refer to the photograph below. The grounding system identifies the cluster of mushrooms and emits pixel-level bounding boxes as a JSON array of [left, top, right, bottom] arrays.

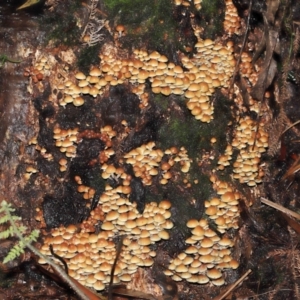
[[218, 116, 268, 186], [165, 218, 238, 286], [23, 0, 270, 292], [124, 143, 192, 186], [39, 200, 173, 290], [223, 0, 241, 36], [174, 0, 202, 10], [164, 175, 240, 286], [43, 32, 236, 123]]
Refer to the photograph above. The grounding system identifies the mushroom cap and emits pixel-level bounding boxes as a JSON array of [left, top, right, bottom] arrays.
[[187, 219, 199, 228], [199, 254, 214, 263], [207, 268, 222, 279], [229, 259, 239, 269], [116, 24, 125, 32], [198, 275, 209, 284], [211, 277, 225, 286], [205, 206, 217, 216], [75, 72, 86, 80], [201, 237, 214, 248], [73, 96, 85, 107], [89, 67, 101, 76], [101, 221, 114, 230], [106, 210, 119, 221], [159, 200, 172, 210], [191, 225, 205, 237], [158, 230, 170, 240], [175, 264, 188, 273]]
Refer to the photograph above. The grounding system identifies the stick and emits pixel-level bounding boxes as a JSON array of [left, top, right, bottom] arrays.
[[261, 197, 300, 221], [213, 269, 252, 300]]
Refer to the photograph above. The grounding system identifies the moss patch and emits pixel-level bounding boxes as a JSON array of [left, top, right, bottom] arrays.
[[41, 0, 81, 46], [103, 0, 182, 52], [195, 0, 225, 39], [77, 45, 101, 74], [157, 106, 230, 159]]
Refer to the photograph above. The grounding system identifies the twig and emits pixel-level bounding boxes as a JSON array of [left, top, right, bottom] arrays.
[[261, 197, 300, 221], [280, 120, 300, 137], [252, 101, 262, 151], [213, 269, 252, 300], [108, 235, 124, 300], [49, 244, 69, 274]]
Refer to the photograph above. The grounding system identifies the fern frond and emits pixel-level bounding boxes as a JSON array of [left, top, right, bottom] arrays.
[[0, 201, 15, 213], [0, 215, 9, 224], [0, 226, 14, 239], [3, 242, 25, 264], [18, 225, 27, 234], [2, 229, 40, 263], [0, 200, 40, 263], [28, 229, 39, 241], [0, 199, 90, 300]]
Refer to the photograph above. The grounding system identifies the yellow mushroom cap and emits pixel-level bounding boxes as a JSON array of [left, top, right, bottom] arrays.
[[207, 268, 222, 279], [229, 259, 239, 269], [75, 72, 86, 80], [175, 263, 188, 273], [198, 275, 209, 284], [187, 219, 199, 228], [211, 277, 225, 286], [158, 230, 169, 240], [186, 246, 198, 254], [199, 254, 214, 264], [159, 200, 172, 210], [90, 67, 101, 77], [205, 206, 218, 216], [101, 221, 114, 230], [73, 96, 85, 107], [201, 237, 214, 248], [106, 211, 119, 221], [191, 225, 205, 237]]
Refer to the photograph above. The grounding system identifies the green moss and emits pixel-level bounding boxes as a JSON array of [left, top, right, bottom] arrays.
[[157, 112, 198, 157], [189, 163, 213, 201], [152, 94, 169, 112], [196, 0, 225, 39], [0, 270, 14, 289], [103, 0, 180, 52], [41, 0, 81, 46], [104, 0, 154, 24], [201, 0, 221, 16], [77, 45, 101, 74], [210, 92, 234, 149], [87, 167, 105, 195], [157, 105, 230, 159]]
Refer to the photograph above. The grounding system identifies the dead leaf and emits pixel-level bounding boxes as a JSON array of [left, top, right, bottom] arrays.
[[112, 287, 158, 300], [153, 271, 178, 299], [212, 270, 252, 300], [266, 0, 280, 25], [37, 263, 102, 300], [281, 213, 300, 235], [251, 15, 279, 101], [282, 157, 300, 181], [234, 74, 251, 107], [17, 0, 40, 10]]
